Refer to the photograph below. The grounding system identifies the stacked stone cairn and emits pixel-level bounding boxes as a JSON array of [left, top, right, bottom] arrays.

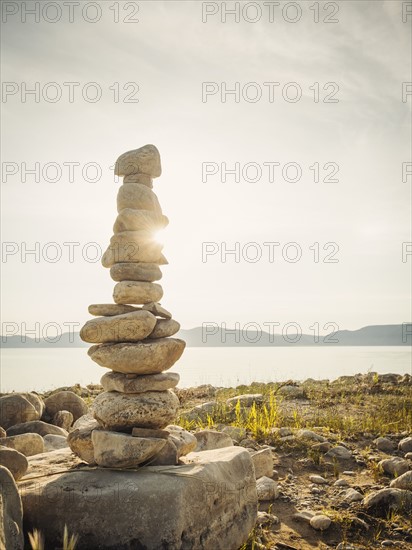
[[76, 144, 189, 468]]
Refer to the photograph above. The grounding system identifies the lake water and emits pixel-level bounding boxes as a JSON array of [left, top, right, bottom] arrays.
[[0, 347, 411, 393]]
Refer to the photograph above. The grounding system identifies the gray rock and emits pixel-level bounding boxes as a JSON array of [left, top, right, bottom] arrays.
[[256, 476, 279, 501], [226, 394, 263, 408], [334, 478, 349, 487], [325, 445, 352, 460], [88, 338, 185, 375], [222, 426, 247, 442], [149, 319, 180, 339], [0, 433, 44, 456], [0, 395, 39, 429], [43, 435, 69, 452], [22, 446, 257, 550], [374, 437, 395, 452], [44, 391, 88, 422], [0, 427, 6, 438], [0, 447, 28, 480], [194, 430, 234, 452], [92, 390, 180, 430], [310, 514, 331, 530], [292, 511, 314, 524], [278, 385, 304, 398], [7, 421, 68, 438], [297, 429, 327, 443], [250, 448, 273, 479], [0, 465, 23, 549], [362, 488, 412, 515], [256, 511, 279, 527], [80, 310, 157, 343], [18, 393, 45, 418], [389, 470, 412, 490], [52, 410, 73, 431], [181, 401, 219, 423], [343, 488, 363, 503], [165, 425, 197, 457], [115, 144, 162, 178], [378, 457, 410, 477], [399, 436, 412, 453], [92, 430, 166, 468], [148, 438, 178, 466], [309, 474, 328, 485], [110, 262, 163, 283], [101, 371, 180, 393]]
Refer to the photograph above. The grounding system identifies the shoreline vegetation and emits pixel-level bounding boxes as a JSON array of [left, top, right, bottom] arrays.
[[35, 372, 412, 549]]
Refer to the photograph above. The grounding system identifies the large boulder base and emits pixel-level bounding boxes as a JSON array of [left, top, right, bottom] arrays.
[[21, 446, 257, 550]]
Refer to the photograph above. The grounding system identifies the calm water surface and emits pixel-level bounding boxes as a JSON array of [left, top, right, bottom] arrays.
[[0, 346, 411, 393]]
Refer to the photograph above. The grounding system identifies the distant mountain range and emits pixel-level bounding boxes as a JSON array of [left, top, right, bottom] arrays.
[[1, 324, 411, 347]]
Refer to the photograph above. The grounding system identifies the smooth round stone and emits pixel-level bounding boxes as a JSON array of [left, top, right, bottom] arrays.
[[115, 144, 161, 178], [80, 310, 157, 344], [92, 430, 166, 468], [92, 391, 180, 430], [149, 319, 180, 339], [113, 208, 168, 233], [117, 184, 162, 214], [101, 231, 164, 268], [88, 304, 141, 317], [88, 338, 186, 374], [113, 281, 163, 305], [110, 263, 163, 283], [123, 174, 153, 187], [100, 371, 180, 393]]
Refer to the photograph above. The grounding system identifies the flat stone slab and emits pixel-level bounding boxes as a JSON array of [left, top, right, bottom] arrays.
[[19, 447, 257, 549], [101, 371, 180, 393]]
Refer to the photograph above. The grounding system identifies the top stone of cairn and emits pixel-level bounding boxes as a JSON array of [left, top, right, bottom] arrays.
[[115, 144, 162, 178]]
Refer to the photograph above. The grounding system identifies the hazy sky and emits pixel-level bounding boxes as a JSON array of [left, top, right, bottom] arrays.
[[1, 0, 411, 338]]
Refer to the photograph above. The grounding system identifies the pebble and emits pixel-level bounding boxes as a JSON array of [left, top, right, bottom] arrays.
[[309, 514, 331, 530]]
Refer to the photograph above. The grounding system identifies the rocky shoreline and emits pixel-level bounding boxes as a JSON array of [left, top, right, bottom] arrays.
[[0, 372, 411, 549]]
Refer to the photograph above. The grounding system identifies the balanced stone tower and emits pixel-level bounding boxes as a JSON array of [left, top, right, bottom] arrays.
[[77, 144, 187, 467]]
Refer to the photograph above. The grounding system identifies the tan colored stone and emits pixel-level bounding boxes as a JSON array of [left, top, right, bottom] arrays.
[[92, 430, 166, 468], [92, 390, 180, 430], [101, 231, 164, 267], [115, 144, 161, 178], [44, 391, 88, 422], [110, 262, 163, 282], [123, 174, 153, 187], [165, 425, 197, 457], [132, 427, 169, 439], [88, 338, 186, 374], [80, 310, 157, 344], [0, 395, 39, 429], [113, 281, 163, 305], [88, 304, 140, 316], [67, 420, 99, 464], [7, 421, 68, 438], [0, 447, 28, 481], [113, 208, 168, 233], [0, 433, 44, 457], [0, 465, 23, 550], [117, 184, 162, 214], [142, 302, 172, 319], [149, 319, 180, 339], [52, 411, 73, 431], [101, 371, 180, 393]]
